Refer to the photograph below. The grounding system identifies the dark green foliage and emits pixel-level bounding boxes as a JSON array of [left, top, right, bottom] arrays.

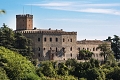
[[89, 58, 100, 68], [0, 24, 33, 59], [105, 35, 120, 60], [0, 47, 39, 80], [97, 43, 114, 63], [65, 58, 77, 67], [39, 61, 56, 77], [106, 67, 120, 80], [57, 63, 69, 76], [86, 68, 105, 80], [78, 50, 93, 60]]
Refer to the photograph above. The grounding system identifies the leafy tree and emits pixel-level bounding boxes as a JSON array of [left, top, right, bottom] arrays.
[[89, 58, 100, 68], [86, 68, 105, 80], [105, 35, 120, 60], [73, 62, 91, 78], [40, 61, 56, 77], [78, 50, 93, 60], [0, 46, 39, 80], [106, 67, 120, 80], [57, 63, 69, 76], [0, 23, 15, 49], [97, 43, 113, 63], [14, 32, 33, 59], [65, 58, 77, 68], [0, 24, 33, 60], [0, 67, 9, 80]]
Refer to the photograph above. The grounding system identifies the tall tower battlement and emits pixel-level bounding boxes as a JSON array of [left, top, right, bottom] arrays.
[[16, 14, 33, 30]]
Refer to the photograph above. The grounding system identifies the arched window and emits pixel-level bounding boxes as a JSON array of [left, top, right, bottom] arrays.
[[62, 47, 65, 52], [71, 53, 72, 57], [93, 47, 95, 51], [70, 47, 72, 51]]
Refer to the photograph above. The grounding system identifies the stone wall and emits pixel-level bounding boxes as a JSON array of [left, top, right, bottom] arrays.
[[77, 40, 111, 61]]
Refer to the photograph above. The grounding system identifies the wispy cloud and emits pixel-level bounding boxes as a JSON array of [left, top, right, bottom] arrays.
[[26, 1, 120, 15], [30, 2, 72, 7]]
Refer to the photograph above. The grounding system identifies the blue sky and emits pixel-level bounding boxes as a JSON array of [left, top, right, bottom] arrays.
[[0, 0, 120, 40]]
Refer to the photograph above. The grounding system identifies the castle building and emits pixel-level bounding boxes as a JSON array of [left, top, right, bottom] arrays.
[[15, 14, 110, 61]]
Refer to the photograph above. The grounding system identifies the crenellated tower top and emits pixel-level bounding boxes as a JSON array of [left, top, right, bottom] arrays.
[[16, 14, 33, 30]]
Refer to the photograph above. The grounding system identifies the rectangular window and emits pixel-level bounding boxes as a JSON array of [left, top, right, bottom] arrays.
[[38, 38, 40, 41], [63, 38, 65, 42], [56, 38, 58, 42], [70, 39, 72, 42], [50, 38, 52, 42], [44, 37, 46, 42], [38, 47, 40, 51]]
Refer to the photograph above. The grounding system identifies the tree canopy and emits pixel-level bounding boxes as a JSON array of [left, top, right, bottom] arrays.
[[0, 24, 33, 60], [97, 43, 114, 64], [105, 35, 120, 60], [0, 46, 39, 80]]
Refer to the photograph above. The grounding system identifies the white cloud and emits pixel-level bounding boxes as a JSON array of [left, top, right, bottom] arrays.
[[78, 8, 120, 15], [27, 1, 120, 15], [27, 2, 72, 7]]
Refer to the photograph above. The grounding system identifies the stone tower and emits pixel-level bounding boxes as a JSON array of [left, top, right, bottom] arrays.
[[16, 14, 33, 30]]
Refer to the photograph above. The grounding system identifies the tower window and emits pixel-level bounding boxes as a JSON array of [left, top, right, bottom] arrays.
[[63, 38, 65, 42], [56, 38, 58, 42], [50, 38, 52, 42], [38, 47, 40, 51], [38, 38, 40, 41], [44, 37, 46, 42]]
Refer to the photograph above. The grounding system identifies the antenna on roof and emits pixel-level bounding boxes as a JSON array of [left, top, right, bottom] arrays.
[[31, 4, 32, 14], [23, 6, 24, 14]]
